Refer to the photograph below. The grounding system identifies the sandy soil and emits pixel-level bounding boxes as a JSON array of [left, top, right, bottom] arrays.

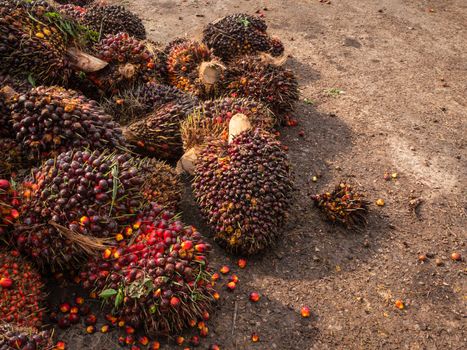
[[52, 0, 466, 349]]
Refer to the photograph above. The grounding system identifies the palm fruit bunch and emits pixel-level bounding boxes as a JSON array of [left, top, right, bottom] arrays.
[[0, 0, 73, 85], [0, 249, 46, 328], [82, 4, 146, 40], [123, 103, 189, 161], [193, 128, 293, 254], [222, 56, 299, 118], [86, 33, 164, 96], [166, 40, 224, 99], [182, 97, 275, 150], [0, 180, 20, 237], [8, 86, 124, 164], [311, 183, 369, 228], [80, 202, 214, 336], [102, 82, 199, 126], [12, 149, 167, 270], [202, 13, 284, 61], [0, 323, 52, 350]]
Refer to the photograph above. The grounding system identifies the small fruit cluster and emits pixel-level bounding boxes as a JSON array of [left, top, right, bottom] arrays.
[[311, 183, 369, 228], [0, 179, 20, 237]]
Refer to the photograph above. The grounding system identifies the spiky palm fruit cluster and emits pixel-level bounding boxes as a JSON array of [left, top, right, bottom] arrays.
[[311, 183, 369, 228], [9, 86, 124, 163], [87, 33, 164, 96], [0, 250, 46, 328], [193, 129, 293, 255], [202, 13, 284, 61], [80, 202, 214, 336], [0, 0, 73, 85], [12, 149, 161, 270], [102, 82, 199, 126], [182, 97, 275, 150], [123, 103, 187, 161], [0, 179, 20, 237], [223, 56, 299, 118], [166, 40, 223, 98], [82, 4, 146, 40], [0, 323, 52, 350]]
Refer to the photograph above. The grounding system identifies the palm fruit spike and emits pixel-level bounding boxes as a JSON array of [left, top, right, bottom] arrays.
[[82, 4, 146, 40], [202, 13, 284, 61], [102, 82, 199, 126], [0, 0, 72, 84], [193, 115, 293, 254], [166, 40, 224, 99], [0, 250, 46, 328], [311, 183, 369, 227], [87, 33, 164, 96], [123, 103, 187, 161], [181, 97, 275, 151], [12, 149, 168, 271], [222, 56, 299, 119], [0, 323, 52, 350], [8, 86, 124, 164], [0, 179, 20, 238], [80, 202, 214, 336]]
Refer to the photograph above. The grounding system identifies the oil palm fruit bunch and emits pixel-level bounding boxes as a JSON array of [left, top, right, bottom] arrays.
[[202, 13, 284, 61], [0, 323, 52, 350], [82, 4, 146, 40], [223, 56, 299, 118], [0, 0, 75, 85], [142, 161, 181, 211], [80, 202, 214, 336], [0, 249, 46, 328], [102, 82, 199, 126], [181, 97, 275, 151], [123, 103, 188, 161], [1, 75, 30, 138], [86, 33, 164, 96], [8, 86, 124, 164], [311, 183, 369, 228], [0, 179, 20, 237], [193, 115, 293, 254], [166, 40, 224, 99], [12, 149, 164, 270]]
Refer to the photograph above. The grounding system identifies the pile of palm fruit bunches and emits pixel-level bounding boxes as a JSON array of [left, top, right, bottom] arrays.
[[0, 1, 368, 349]]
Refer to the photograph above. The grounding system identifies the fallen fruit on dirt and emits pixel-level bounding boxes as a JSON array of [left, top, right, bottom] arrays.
[[450, 252, 461, 261], [300, 306, 311, 318]]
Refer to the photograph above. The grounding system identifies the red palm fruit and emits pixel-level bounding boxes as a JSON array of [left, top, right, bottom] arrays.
[[229, 274, 239, 283], [219, 266, 230, 274], [0, 277, 13, 288], [249, 292, 260, 302], [84, 314, 97, 326], [188, 319, 197, 327], [69, 313, 80, 324], [125, 336, 135, 345], [125, 326, 135, 335], [202, 310, 210, 321], [151, 341, 161, 349], [70, 306, 79, 314], [237, 258, 247, 269], [200, 326, 209, 337], [101, 325, 110, 333], [190, 336, 200, 346], [226, 281, 236, 291], [55, 341, 66, 350], [211, 272, 220, 281], [300, 306, 311, 318], [209, 345, 220, 350], [176, 336, 185, 345], [86, 325, 95, 334], [58, 317, 70, 329], [138, 336, 149, 346], [251, 333, 260, 342], [170, 296, 181, 308]]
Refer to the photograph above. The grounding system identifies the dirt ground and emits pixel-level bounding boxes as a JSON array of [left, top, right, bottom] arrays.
[[52, 0, 466, 349]]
